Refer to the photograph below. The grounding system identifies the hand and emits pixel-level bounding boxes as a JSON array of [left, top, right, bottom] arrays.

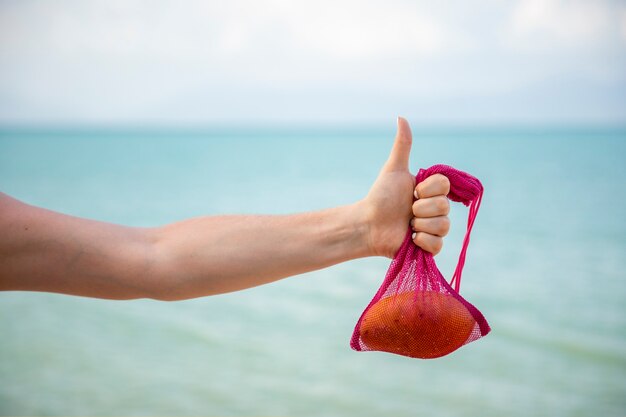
[[361, 117, 450, 258]]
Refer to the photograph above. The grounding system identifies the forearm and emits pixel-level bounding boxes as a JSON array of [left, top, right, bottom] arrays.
[[0, 196, 155, 299], [0, 193, 372, 300], [150, 204, 371, 300]]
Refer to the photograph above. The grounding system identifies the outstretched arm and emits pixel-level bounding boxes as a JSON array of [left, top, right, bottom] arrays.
[[0, 118, 450, 300]]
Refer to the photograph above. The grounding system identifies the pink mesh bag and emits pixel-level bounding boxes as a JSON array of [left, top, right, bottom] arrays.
[[350, 164, 490, 359]]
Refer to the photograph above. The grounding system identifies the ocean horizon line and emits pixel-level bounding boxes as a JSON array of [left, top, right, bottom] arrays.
[[1, 121, 626, 138]]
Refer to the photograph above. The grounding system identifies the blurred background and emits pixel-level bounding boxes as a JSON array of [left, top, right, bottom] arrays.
[[0, 1, 625, 416]]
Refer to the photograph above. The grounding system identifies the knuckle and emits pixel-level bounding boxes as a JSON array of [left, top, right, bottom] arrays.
[[433, 238, 444, 255], [436, 196, 450, 214], [438, 175, 451, 195], [440, 216, 451, 235]]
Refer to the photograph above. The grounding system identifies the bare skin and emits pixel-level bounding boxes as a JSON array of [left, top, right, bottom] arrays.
[[0, 118, 450, 301]]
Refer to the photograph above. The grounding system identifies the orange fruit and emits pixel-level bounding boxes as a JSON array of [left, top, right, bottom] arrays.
[[359, 291, 476, 359]]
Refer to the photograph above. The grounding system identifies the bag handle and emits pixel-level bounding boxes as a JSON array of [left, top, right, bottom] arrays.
[[415, 164, 483, 293]]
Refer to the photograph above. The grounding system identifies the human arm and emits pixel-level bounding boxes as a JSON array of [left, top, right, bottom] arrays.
[[0, 118, 450, 300]]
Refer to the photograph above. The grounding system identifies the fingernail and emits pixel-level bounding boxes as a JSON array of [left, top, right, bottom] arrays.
[[410, 218, 415, 229], [412, 232, 417, 240], [414, 189, 419, 199]]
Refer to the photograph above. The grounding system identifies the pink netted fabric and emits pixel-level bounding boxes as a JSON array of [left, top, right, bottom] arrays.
[[350, 164, 490, 359]]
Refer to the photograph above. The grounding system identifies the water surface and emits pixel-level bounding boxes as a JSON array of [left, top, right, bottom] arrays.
[[0, 126, 624, 416]]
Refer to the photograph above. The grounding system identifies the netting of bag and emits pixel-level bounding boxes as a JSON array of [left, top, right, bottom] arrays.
[[350, 164, 490, 359]]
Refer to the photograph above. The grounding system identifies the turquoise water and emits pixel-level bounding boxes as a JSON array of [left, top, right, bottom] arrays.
[[0, 126, 625, 416]]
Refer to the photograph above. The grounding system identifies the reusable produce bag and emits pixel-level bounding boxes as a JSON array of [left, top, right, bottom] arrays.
[[350, 164, 490, 359]]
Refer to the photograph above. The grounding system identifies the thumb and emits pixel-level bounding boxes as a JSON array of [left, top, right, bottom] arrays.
[[383, 116, 413, 172]]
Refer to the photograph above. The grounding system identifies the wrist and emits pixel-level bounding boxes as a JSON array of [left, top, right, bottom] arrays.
[[345, 200, 376, 258]]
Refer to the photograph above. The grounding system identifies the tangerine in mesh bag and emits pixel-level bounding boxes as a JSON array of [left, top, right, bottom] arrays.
[[350, 164, 490, 359]]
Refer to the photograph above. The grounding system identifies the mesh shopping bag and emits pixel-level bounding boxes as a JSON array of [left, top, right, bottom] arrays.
[[350, 164, 490, 359]]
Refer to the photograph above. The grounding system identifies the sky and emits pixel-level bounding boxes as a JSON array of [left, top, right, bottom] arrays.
[[0, 0, 625, 126]]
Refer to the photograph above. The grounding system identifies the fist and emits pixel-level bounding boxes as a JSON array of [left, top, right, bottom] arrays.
[[362, 117, 451, 258], [411, 174, 450, 255]]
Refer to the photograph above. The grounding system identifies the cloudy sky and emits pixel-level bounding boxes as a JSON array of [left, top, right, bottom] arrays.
[[1, 0, 625, 126]]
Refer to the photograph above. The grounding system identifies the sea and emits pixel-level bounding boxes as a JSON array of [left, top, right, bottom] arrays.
[[0, 125, 624, 416]]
